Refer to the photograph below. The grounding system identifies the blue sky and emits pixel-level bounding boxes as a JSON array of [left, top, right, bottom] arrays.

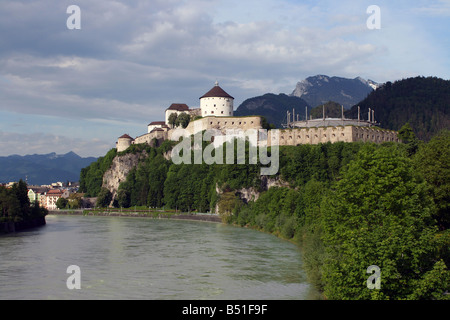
[[0, 0, 449, 157]]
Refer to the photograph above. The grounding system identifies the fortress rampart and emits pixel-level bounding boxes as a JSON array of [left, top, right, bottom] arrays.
[[116, 82, 400, 152]]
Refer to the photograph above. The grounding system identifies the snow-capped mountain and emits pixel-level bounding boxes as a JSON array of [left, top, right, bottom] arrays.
[[290, 75, 379, 109]]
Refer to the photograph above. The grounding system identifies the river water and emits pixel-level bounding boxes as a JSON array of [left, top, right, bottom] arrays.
[[0, 215, 315, 300]]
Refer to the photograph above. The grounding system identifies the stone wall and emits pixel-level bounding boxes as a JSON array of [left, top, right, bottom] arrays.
[[169, 116, 263, 140], [267, 126, 399, 146], [134, 130, 168, 145]]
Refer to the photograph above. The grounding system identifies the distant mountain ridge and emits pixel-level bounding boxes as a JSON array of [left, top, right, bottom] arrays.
[[234, 93, 310, 128], [235, 75, 378, 127], [290, 75, 378, 109], [0, 152, 97, 185]]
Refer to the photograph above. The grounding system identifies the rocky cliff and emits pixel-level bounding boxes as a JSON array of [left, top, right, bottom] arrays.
[[102, 152, 148, 200]]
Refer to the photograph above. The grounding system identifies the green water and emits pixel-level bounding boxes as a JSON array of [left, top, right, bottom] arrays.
[[0, 215, 315, 300]]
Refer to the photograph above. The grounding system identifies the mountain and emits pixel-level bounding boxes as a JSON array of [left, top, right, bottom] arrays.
[[345, 76, 450, 141], [234, 93, 310, 127], [0, 152, 98, 186], [290, 75, 378, 109]]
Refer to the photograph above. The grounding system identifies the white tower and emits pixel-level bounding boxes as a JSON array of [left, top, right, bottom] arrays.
[[200, 81, 234, 117], [116, 134, 134, 152]]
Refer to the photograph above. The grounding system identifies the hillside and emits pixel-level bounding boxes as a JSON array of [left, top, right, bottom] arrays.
[[80, 132, 450, 300], [234, 93, 310, 127], [290, 75, 377, 109], [345, 76, 450, 141], [0, 151, 97, 185]]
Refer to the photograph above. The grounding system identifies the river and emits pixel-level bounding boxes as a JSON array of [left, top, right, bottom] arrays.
[[0, 215, 316, 300]]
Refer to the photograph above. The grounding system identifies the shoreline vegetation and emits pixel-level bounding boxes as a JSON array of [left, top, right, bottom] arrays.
[[48, 209, 222, 223], [1, 180, 48, 234]]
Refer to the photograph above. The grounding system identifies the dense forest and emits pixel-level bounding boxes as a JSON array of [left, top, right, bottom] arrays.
[[0, 180, 48, 223], [79, 126, 449, 300], [345, 76, 450, 141]]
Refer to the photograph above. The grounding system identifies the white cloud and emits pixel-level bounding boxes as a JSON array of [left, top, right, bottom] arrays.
[[412, 0, 450, 16], [0, 0, 448, 158]]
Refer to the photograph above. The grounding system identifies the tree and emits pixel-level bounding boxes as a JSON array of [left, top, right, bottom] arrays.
[[117, 189, 131, 208], [398, 122, 419, 156], [320, 144, 448, 300], [175, 112, 190, 128], [168, 112, 178, 128], [67, 193, 83, 209], [261, 116, 276, 130], [56, 197, 68, 209], [10, 180, 30, 220], [96, 187, 112, 208], [414, 130, 450, 230]]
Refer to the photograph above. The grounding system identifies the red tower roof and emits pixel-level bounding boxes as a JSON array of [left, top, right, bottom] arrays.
[[200, 82, 234, 99]]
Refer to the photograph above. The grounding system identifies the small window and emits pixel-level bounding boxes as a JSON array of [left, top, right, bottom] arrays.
[[221, 111, 224, 114], [212, 111, 214, 114]]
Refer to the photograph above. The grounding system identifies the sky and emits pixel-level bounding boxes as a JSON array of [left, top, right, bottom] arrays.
[[0, 0, 449, 157]]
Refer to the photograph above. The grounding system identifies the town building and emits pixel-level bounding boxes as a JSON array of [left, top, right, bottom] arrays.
[[27, 186, 49, 206], [43, 189, 64, 210]]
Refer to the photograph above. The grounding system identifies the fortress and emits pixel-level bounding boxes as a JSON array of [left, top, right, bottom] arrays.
[[116, 82, 400, 152]]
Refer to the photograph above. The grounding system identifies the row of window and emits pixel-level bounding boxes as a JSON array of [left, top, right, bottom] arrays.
[[209, 120, 254, 125], [275, 133, 397, 142], [205, 111, 232, 115], [278, 133, 345, 140], [203, 98, 231, 101]]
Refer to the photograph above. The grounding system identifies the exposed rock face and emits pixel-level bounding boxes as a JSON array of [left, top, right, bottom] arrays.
[[234, 176, 290, 205], [102, 152, 148, 200]]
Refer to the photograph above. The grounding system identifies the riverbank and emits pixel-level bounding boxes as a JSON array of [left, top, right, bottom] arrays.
[[48, 210, 222, 223], [0, 216, 46, 234]]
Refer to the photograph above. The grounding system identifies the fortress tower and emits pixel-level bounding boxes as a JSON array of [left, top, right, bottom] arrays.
[[200, 81, 234, 117], [116, 134, 134, 152]]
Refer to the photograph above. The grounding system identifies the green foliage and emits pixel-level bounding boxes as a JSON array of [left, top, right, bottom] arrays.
[[175, 112, 190, 128], [346, 76, 450, 141], [320, 144, 448, 299], [96, 187, 112, 208], [56, 197, 68, 209], [398, 122, 419, 156], [79, 148, 117, 197], [414, 130, 450, 231], [0, 180, 47, 222], [168, 113, 178, 127]]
